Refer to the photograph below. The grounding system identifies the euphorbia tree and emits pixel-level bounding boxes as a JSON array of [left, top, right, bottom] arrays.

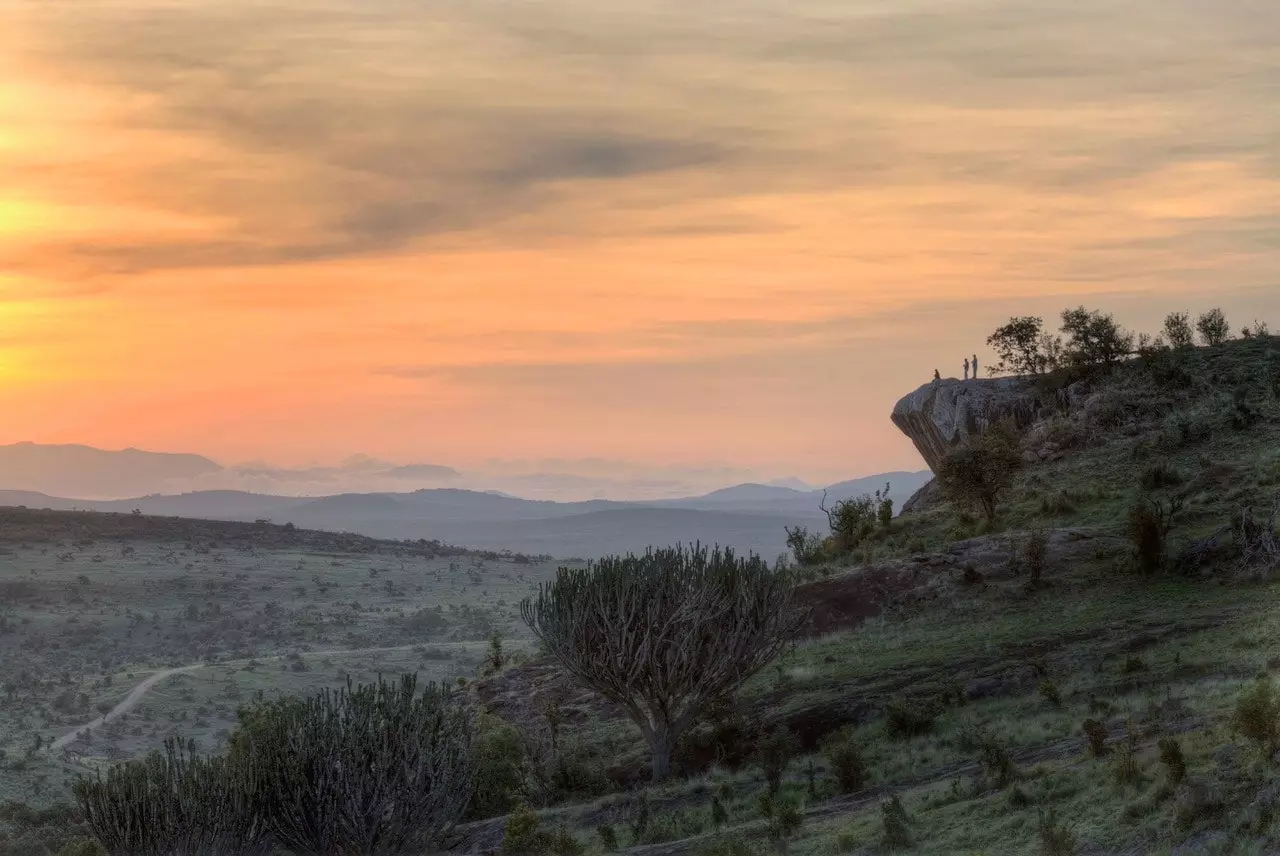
[[521, 544, 808, 781]]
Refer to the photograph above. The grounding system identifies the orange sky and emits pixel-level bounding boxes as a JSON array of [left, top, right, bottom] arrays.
[[1, 0, 1278, 485]]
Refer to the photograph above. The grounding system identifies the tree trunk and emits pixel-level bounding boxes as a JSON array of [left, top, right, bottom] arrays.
[[649, 725, 674, 781]]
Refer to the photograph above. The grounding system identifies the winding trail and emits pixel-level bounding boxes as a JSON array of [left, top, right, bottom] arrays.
[[49, 665, 202, 752], [47, 642, 470, 754]]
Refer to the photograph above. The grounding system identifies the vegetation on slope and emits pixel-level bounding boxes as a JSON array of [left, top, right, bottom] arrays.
[[3, 306, 1280, 855]]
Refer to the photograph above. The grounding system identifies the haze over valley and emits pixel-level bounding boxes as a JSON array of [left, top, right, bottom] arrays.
[[0, 442, 930, 558]]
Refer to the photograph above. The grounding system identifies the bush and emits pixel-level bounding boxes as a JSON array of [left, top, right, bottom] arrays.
[[73, 738, 270, 856], [1113, 718, 1141, 784], [820, 727, 867, 794], [754, 726, 801, 795], [1038, 680, 1062, 708], [1037, 807, 1078, 855], [1197, 308, 1231, 346], [975, 731, 1018, 790], [884, 697, 939, 740], [500, 804, 548, 855], [1141, 461, 1185, 490], [1024, 528, 1050, 586], [232, 674, 475, 855], [1233, 679, 1280, 761], [936, 424, 1023, 522], [876, 483, 894, 530], [711, 795, 729, 829], [468, 713, 528, 819], [1127, 494, 1180, 574], [783, 526, 824, 567], [1159, 737, 1187, 785], [597, 824, 618, 852], [880, 796, 912, 850], [822, 493, 879, 553], [628, 792, 651, 843], [1082, 719, 1109, 757], [758, 791, 804, 854]]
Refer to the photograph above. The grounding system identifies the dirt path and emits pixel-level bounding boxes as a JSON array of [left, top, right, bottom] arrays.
[[49, 665, 202, 752], [48, 642, 454, 754]]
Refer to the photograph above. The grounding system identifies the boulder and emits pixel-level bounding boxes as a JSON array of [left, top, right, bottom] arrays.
[[890, 377, 1051, 471]]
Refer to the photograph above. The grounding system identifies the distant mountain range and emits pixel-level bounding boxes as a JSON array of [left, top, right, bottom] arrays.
[[0, 443, 930, 557]]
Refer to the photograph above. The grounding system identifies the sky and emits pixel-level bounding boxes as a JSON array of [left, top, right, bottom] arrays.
[[1, 0, 1278, 489]]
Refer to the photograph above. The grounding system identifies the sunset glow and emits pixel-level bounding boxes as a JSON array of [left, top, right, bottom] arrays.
[[1, 0, 1278, 484]]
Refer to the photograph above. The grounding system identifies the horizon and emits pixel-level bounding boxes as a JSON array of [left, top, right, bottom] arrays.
[[0, 437, 932, 502], [2, 1, 1279, 477]]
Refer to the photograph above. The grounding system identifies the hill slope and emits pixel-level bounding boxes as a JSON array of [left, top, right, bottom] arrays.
[[460, 336, 1280, 855]]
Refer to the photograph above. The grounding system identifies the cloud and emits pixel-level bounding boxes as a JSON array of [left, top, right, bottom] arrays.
[[6, 0, 1272, 280]]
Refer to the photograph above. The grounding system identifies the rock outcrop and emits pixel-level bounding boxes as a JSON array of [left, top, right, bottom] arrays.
[[891, 377, 1051, 472]]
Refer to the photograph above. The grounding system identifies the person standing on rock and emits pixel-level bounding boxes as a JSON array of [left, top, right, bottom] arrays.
[[963, 358, 970, 380], [973, 354, 979, 377], [933, 369, 941, 382]]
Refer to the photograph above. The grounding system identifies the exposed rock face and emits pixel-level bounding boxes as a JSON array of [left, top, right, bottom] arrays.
[[890, 377, 1050, 471]]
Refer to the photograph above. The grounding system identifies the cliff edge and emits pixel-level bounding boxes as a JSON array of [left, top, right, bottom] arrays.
[[890, 377, 1052, 472]]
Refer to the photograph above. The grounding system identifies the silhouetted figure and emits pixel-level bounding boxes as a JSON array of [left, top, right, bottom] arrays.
[[933, 369, 941, 381], [963, 358, 970, 380], [973, 354, 979, 377]]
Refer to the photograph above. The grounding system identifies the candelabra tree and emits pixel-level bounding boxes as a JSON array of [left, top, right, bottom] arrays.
[[522, 544, 808, 781]]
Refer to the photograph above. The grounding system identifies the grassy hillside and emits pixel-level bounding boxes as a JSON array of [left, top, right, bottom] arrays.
[[3, 337, 1278, 855], [452, 336, 1280, 855]]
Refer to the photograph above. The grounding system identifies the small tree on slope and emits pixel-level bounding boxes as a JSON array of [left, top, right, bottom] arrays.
[[521, 544, 808, 781], [936, 424, 1023, 523]]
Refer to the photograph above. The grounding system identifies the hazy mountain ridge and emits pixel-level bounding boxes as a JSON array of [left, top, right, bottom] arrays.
[[0, 464, 932, 559]]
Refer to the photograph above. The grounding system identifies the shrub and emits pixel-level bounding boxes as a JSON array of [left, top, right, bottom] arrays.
[[1140, 461, 1184, 490], [822, 493, 879, 553], [876, 483, 894, 530], [73, 738, 270, 856], [469, 713, 528, 819], [232, 674, 475, 855], [1007, 786, 1033, 809], [880, 796, 912, 850], [1024, 528, 1050, 586], [1037, 806, 1078, 856], [711, 795, 729, 829], [783, 526, 824, 567], [500, 804, 548, 855], [597, 824, 618, 852], [1197, 308, 1231, 346], [628, 792, 651, 843], [1233, 679, 1280, 761], [1038, 680, 1063, 708], [758, 791, 804, 854], [976, 732, 1018, 790], [1040, 491, 1078, 515], [884, 697, 939, 740], [936, 424, 1023, 522], [1127, 494, 1180, 574], [1113, 717, 1141, 784], [1158, 737, 1187, 785], [820, 727, 867, 794], [754, 726, 802, 795], [1163, 312, 1195, 349], [1082, 719, 1109, 757]]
